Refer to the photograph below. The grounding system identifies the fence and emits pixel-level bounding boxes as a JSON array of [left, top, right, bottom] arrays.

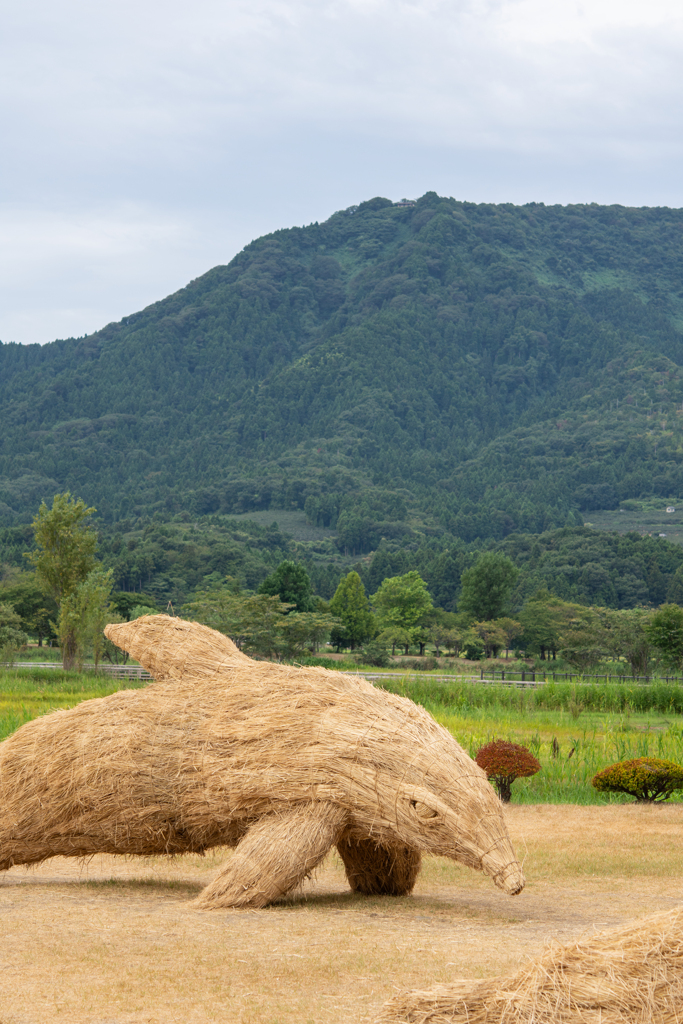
[[355, 669, 683, 688], [471, 668, 683, 686], [10, 661, 152, 680], [6, 662, 683, 689]]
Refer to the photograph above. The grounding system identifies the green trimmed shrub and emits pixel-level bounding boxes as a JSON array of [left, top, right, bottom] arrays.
[[357, 640, 390, 668], [475, 740, 541, 802], [592, 758, 683, 803]]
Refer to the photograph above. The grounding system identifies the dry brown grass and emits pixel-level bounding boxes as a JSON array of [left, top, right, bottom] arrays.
[[377, 905, 683, 1023], [1, 804, 682, 1024]]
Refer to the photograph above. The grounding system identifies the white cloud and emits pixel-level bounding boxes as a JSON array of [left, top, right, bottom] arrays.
[[0, 204, 212, 344]]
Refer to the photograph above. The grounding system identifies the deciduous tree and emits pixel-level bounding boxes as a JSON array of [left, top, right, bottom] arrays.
[[459, 553, 518, 620], [646, 604, 683, 670], [0, 602, 28, 662], [371, 571, 432, 651], [26, 493, 99, 669], [258, 561, 314, 612], [58, 567, 114, 669]]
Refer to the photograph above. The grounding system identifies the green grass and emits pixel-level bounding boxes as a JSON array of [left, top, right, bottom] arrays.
[[375, 676, 683, 804], [286, 655, 364, 671], [376, 676, 683, 714], [227, 509, 338, 542], [586, 499, 683, 545], [5, 667, 683, 806], [10, 647, 63, 661], [0, 667, 145, 740]]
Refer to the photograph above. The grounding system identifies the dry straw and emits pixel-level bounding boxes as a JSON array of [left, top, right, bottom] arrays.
[[375, 906, 683, 1024], [0, 615, 524, 908]]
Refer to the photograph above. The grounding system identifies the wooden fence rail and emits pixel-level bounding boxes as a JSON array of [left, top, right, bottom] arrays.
[[10, 661, 152, 680], [5, 663, 683, 688]]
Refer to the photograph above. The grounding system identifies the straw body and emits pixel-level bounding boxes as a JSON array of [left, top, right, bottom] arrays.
[[375, 906, 683, 1024], [0, 615, 524, 908]]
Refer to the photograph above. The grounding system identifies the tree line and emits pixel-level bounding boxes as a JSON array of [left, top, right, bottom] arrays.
[[3, 493, 683, 675]]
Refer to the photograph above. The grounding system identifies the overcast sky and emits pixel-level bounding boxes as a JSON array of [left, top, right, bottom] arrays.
[[2, 0, 683, 345]]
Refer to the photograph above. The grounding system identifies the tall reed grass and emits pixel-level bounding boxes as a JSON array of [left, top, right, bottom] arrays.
[[377, 676, 683, 804], [377, 676, 683, 715]]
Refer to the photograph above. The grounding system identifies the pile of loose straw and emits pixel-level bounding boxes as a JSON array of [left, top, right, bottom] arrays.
[[375, 906, 683, 1024]]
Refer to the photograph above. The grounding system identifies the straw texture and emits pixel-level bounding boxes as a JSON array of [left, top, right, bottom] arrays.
[[337, 837, 422, 896], [0, 614, 524, 908], [375, 906, 683, 1024]]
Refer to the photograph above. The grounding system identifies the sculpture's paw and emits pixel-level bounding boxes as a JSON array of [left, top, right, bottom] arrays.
[[194, 801, 347, 910], [337, 836, 421, 897]]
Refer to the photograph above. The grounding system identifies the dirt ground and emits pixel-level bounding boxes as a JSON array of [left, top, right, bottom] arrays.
[[1, 804, 682, 1024]]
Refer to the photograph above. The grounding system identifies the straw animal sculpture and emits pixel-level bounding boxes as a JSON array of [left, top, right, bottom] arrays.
[[374, 906, 683, 1024], [0, 615, 525, 909]]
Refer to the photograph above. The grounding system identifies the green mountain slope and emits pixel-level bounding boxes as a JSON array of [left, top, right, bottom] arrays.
[[2, 192, 683, 549]]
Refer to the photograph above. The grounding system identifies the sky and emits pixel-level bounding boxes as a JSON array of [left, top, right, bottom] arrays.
[[2, 0, 683, 346]]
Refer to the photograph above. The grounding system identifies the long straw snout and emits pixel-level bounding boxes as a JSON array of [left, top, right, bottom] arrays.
[[489, 859, 525, 895]]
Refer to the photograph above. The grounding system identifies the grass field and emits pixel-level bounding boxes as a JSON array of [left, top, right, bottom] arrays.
[[0, 668, 144, 740], [376, 676, 683, 803], [4, 669, 683, 804], [2, 669, 683, 1021], [586, 500, 683, 544], [228, 509, 338, 542]]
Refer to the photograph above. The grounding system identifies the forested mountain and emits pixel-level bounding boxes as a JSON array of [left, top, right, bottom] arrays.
[[2, 191, 683, 554]]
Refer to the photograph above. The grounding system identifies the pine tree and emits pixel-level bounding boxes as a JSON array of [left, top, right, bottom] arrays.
[[329, 571, 375, 650]]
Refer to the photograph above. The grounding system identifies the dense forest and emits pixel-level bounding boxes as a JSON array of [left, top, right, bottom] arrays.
[[3, 514, 682, 615], [2, 193, 683, 540], [3, 192, 683, 605]]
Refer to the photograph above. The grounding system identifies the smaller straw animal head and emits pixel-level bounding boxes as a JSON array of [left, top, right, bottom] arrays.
[[104, 614, 250, 681], [355, 761, 520, 894]]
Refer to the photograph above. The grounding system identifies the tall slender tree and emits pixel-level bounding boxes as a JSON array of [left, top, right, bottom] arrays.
[[459, 553, 518, 621], [329, 571, 375, 650], [26, 493, 99, 669]]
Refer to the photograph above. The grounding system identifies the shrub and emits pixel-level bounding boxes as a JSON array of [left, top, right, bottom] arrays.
[[357, 640, 390, 668], [462, 632, 485, 661], [400, 657, 438, 672], [475, 740, 541, 802], [591, 758, 683, 803]]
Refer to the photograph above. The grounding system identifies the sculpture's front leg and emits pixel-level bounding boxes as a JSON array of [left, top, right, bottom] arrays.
[[194, 802, 347, 909], [337, 835, 421, 896]]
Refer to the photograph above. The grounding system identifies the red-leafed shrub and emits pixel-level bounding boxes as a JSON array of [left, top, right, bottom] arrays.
[[475, 740, 541, 803], [592, 758, 683, 803]]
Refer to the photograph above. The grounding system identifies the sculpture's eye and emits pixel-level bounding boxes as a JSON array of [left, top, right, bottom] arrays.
[[410, 799, 438, 820]]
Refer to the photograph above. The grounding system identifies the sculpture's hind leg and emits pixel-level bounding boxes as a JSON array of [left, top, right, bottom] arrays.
[[194, 802, 347, 909], [337, 835, 421, 896]]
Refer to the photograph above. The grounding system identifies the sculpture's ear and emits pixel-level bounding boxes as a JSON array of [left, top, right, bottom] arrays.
[[104, 614, 253, 681]]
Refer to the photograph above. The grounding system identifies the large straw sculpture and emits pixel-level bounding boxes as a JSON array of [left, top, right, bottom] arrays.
[[0, 615, 525, 909], [375, 906, 683, 1024]]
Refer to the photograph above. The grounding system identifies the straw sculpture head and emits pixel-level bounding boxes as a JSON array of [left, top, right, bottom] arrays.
[[0, 614, 524, 909], [374, 905, 683, 1024]]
